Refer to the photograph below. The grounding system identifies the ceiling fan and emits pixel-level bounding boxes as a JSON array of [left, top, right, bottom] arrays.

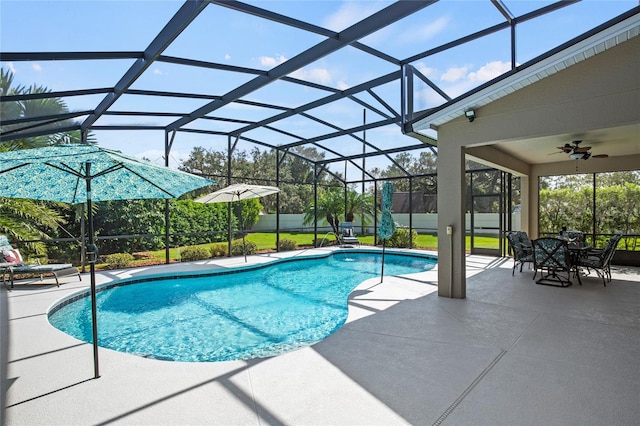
[[555, 140, 609, 160]]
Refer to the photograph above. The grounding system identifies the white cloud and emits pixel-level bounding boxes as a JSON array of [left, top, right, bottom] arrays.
[[7, 62, 16, 73], [323, 2, 383, 32], [468, 60, 511, 82], [415, 62, 437, 79], [399, 16, 449, 44], [259, 55, 286, 67], [32, 63, 42, 72], [153, 68, 163, 75], [440, 65, 469, 83], [135, 149, 189, 169], [291, 67, 333, 85], [443, 80, 477, 99], [415, 60, 513, 104], [336, 80, 350, 91], [416, 87, 450, 108], [224, 53, 231, 60], [417, 16, 449, 40]]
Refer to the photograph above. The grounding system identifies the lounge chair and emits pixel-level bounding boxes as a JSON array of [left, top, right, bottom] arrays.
[[340, 222, 360, 247], [0, 235, 80, 290]]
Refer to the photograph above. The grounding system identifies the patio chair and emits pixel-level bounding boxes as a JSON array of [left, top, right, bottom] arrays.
[[532, 237, 574, 287], [575, 233, 622, 286], [506, 231, 534, 276], [0, 235, 80, 290], [340, 222, 360, 247]]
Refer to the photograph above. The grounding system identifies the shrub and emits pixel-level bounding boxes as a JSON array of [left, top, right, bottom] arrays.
[[278, 238, 297, 252], [386, 227, 417, 248], [180, 246, 210, 262], [104, 252, 135, 269], [210, 243, 228, 258], [231, 239, 257, 256]]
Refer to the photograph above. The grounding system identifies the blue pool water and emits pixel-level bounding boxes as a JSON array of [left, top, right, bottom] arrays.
[[49, 250, 436, 362]]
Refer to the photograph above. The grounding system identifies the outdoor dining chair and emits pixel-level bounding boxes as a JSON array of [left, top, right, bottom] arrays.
[[575, 233, 622, 286], [532, 237, 574, 287], [506, 231, 534, 276]]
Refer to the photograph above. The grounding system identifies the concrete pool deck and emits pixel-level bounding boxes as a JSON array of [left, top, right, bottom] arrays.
[[1, 247, 639, 425]]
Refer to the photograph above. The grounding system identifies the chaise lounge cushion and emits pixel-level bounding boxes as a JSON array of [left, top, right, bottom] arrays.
[[2, 249, 23, 264]]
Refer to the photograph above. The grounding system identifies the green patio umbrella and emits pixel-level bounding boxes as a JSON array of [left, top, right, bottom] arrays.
[[0, 144, 216, 378], [378, 181, 396, 282]]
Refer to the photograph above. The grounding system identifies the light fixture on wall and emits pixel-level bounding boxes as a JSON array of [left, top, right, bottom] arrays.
[[465, 109, 476, 122]]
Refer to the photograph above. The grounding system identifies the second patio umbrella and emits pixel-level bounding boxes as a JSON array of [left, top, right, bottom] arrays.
[[378, 181, 396, 282], [196, 183, 279, 262], [0, 144, 216, 378]]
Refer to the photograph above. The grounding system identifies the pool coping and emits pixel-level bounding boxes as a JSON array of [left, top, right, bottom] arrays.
[[46, 247, 438, 362], [47, 246, 437, 317]]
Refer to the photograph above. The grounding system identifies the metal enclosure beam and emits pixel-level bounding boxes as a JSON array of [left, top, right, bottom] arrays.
[[166, 1, 433, 131], [81, 0, 211, 131]]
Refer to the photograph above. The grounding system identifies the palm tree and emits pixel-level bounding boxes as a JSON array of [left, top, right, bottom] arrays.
[[303, 188, 344, 237], [303, 188, 378, 237], [345, 190, 377, 225], [0, 67, 90, 257], [1, 67, 88, 151], [0, 198, 64, 256]]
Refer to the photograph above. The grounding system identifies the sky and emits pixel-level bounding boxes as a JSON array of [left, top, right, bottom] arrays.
[[1, 0, 637, 178]]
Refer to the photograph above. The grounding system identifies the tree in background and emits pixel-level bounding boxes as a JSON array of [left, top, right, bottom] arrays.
[[0, 68, 94, 151], [539, 172, 639, 249], [303, 188, 344, 237], [169, 200, 229, 247], [0, 198, 65, 257], [93, 200, 166, 254], [0, 67, 94, 258], [180, 145, 336, 215], [345, 189, 377, 225]]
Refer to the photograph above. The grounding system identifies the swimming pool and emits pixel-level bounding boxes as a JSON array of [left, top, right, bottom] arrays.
[[49, 250, 436, 362]]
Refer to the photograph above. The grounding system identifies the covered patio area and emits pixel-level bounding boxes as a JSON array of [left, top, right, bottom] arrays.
[[2, 250, 638, 425]]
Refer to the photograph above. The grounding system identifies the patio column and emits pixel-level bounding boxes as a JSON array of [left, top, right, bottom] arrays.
[[437, 141, 466, 299], [520, 175, 532, 237]]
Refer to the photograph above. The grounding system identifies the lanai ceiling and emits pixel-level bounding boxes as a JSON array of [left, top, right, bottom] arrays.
[[1, 0, 638, 179], [492, 124, 640, 165]]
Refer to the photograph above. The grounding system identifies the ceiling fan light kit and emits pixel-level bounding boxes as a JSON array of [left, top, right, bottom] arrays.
[[570, 152, 590, 160], [555, 140, 608, 160]]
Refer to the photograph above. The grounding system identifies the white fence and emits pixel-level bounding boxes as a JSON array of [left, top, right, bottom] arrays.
[[253, 213, 521, 235]]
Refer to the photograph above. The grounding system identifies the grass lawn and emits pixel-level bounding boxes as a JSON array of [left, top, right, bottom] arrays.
[[95, 231, 500, 269], [138, 232, 498, 260]]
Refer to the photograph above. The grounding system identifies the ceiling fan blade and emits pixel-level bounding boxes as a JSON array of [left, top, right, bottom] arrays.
[[574, 147, 591, 153], [557, 146, 572, 153], [592, 154, 609, 158]]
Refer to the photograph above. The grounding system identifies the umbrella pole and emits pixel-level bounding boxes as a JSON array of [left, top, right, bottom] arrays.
[[85, 163, 100, 379], [240, 206, 247, 263], [381, 240, 386, 283]]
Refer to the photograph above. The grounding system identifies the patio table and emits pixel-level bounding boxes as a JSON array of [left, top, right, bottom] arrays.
[[568, 244, 592, 285]]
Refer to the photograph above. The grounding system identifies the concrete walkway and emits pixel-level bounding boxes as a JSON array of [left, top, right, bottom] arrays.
[[1, 248, 638, 425]]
